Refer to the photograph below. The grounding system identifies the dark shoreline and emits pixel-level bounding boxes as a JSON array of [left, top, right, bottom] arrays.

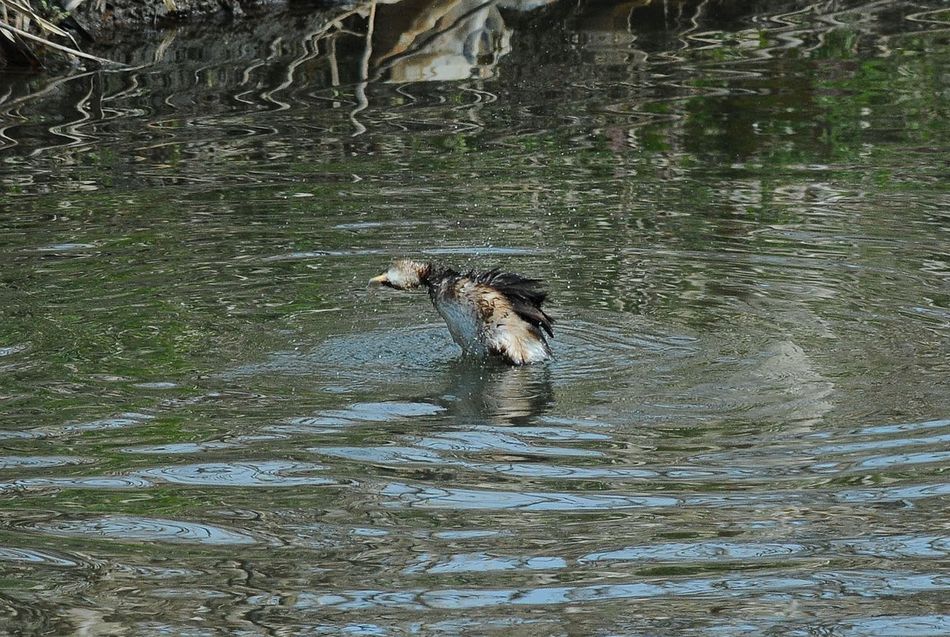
[[0, 0, 300, 68], [71, 0, 285, 35], [0, 0, 921, 72]]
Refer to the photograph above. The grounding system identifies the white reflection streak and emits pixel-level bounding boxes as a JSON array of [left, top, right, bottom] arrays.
[[101, 70, 142, 110], [0, 121, 18, 152], [153, 30, 178, 64], [45, 74, 96, 152], [350, 0, 377, 136], [0, 71, 97, 155], [256, 35, 288, 111], [675, 0, 710, 52], [454, 84, 494, 134], [905, 6, 950, 32], [260, 22, 328, 112], [235, 57, 270, 106], [0, 84, 16, 151]]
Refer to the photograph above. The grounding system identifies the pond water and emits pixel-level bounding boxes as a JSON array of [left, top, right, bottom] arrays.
[[1, 0, 948, 634]]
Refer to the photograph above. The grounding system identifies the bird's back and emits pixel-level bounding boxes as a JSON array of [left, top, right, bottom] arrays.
[[430, 269, 553, 365]]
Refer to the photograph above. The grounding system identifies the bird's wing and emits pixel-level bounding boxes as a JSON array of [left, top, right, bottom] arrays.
[[472, 284, 552, 365], [470, 269, 554, 337]]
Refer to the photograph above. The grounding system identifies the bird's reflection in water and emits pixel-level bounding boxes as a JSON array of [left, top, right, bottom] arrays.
[[435, 358, 554, 426]]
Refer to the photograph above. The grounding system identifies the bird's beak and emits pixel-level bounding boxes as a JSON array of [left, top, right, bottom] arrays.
[[369, 273, 389, 286]]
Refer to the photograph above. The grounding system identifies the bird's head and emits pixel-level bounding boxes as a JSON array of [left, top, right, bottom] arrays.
[[369, 259, 431, 290]]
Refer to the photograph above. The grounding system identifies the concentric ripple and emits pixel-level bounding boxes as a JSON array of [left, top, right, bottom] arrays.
[[30, 516, 257, 546]]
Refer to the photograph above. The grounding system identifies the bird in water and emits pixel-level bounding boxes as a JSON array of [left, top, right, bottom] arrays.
[[369, 259, 554, 365]]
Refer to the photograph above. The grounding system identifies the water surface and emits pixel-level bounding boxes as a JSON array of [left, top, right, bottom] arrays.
[[1, 1, 948, 634]]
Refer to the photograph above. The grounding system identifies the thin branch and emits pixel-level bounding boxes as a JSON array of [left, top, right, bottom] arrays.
[[0, 19, 123, 66]]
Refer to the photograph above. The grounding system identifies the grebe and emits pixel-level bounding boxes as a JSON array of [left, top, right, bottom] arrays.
[[370, 259, 554, 365]]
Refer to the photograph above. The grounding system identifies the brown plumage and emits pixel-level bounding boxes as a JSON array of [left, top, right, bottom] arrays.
[[370, 259, 554, 365]]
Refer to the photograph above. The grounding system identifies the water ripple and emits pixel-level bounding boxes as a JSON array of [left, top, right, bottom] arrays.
[[0, 455, 87, 470], [295, 570, 950, 611], [403, 552, 567, 575], [136, 460, 340, 487], [0, 546, 82, 567], [122, 441, 240, 454], [411, 431, 603, 458], [376, 480, 950, 512], [581, 535, 950, 563], [380, 482, 679, 511], [833, 615, 950, 637], [0, 1, 947, 633], [31, 516, 257, 545], [0, 476, 154, 492]]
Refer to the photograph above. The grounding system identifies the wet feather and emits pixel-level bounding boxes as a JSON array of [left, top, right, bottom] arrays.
[[370, 260, 554, 365]]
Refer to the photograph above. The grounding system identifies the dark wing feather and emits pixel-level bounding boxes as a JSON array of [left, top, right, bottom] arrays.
[[471, 269, 554, 338]]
